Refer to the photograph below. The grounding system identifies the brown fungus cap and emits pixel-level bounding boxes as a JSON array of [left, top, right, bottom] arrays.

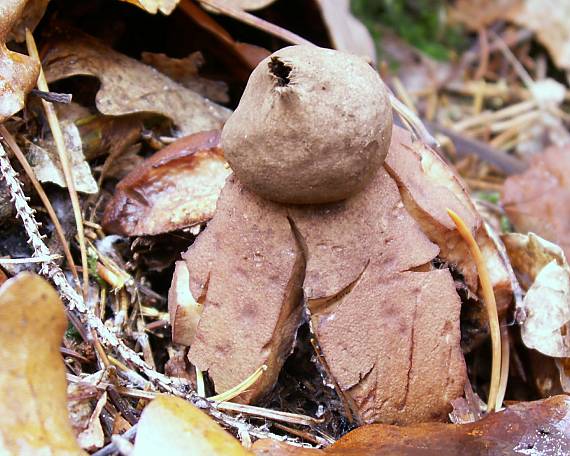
[[221, 45, 393, 204]]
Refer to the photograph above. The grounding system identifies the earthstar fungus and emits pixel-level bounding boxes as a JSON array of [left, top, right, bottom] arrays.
[[169, 45, 514, 424]]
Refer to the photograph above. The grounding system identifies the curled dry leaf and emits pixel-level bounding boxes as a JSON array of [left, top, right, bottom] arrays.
[[503, 233, 570, 360], [120, 0, 178, 14], [169, 126, 517, 423], [0, 273, 85, 455], [502, 145, 570, 259], [132, 395, 251, 456], [253, 395, 570, 456], [0, 0, 40, 122], [102, 130, 231, 236], [27, 120, 99, 194], [43, 32, 230, 137]]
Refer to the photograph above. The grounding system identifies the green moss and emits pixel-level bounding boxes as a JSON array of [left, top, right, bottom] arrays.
[[351, 0, 466, 61]]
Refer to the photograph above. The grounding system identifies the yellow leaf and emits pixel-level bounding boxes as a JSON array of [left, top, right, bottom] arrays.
[[133, 395, 252, 455], [0, 273, 85, 455]]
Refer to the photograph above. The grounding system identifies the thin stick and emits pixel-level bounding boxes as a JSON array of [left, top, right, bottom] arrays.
[[0, 255, 61, 264], [0, 125, 79, 282], [25, 29, 89, 299], [447, 209, 501, 412], [198, 0, 312, 46]]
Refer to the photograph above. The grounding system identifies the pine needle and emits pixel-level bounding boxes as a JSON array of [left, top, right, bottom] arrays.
[[447, 208, 502, 412], [25, 29, 90, 299], [208, 365, 267, 402]]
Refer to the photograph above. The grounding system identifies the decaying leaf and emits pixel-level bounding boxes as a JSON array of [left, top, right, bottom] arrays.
[[43, 32, 230, 137], [315, 0, 376, 63], [181, 175, 305, 403], [27, 120, 99, 194], [103, 130, 231, 236], [171, 126, 490, 423], [502, 146, 570, 259], [253, 395, 570, 455], [503, 232, 570, 356], [0, 0, 40, 122], [141, 52, 229, 103], [120, 0, 178, 14], [132, 395, 251, 455], [503, 232, 570, 391], [0, 273, 84, 455], [77, 392, 107, 451], [521, 260, 570, 358]]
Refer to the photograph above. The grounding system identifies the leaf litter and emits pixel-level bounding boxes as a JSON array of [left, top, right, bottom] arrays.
[[1, 0, 570, 454]]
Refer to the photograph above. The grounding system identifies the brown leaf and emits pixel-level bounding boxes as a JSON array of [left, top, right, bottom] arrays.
[[315, 0, 376, 63], [502, 146, 570, 259], [253, 396, 570, 455], [141, 52, 229, 103], [43, 32, 230, 136], [0, 0, 40, 122], [0, 273, 85, 455], [102, 130, 231, 236], [182, 175, 305, 403], [132, 395, 251, 455], [120, 0, 178, 14]]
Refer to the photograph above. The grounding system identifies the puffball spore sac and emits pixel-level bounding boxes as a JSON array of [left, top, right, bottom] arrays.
[[221, 45, 393, 204]]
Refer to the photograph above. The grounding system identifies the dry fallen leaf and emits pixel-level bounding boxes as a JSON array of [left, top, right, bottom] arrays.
[[253, 395, 570, 455], [315, 0, 376, 63], [27, 120, 99, 194], [141, 52, 229, 103], [132, 395, 251, 455], [502, 146, 570, 259], [0, 0, 40, 122], [43, 32, 230, 137], [102, 130, 231, 236], [77, 392, 107, 451], [0, 273, 85, 455], [502, 233, 570, 390], [120, 0, 178, 14]]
